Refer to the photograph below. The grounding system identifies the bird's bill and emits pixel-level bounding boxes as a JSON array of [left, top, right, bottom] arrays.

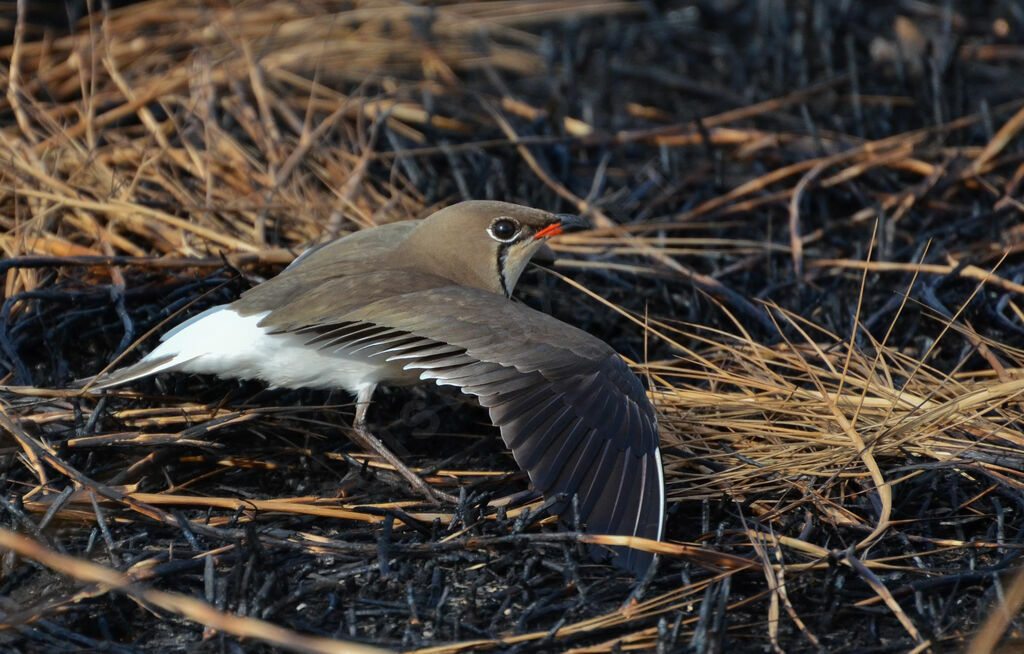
[[533, 213, 589, 239]]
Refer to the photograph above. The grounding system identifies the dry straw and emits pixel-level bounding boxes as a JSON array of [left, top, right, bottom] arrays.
[[2, 1, 1024, 652]]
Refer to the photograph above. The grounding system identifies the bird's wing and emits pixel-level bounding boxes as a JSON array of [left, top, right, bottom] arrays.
[[231, 221, 424, 318], [282, 221, 420, 272], [260, 285, 665, 574], [231, 268, 455, 319]]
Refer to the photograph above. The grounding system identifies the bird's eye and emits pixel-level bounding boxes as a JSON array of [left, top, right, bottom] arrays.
[[488, 217, 520, 242]]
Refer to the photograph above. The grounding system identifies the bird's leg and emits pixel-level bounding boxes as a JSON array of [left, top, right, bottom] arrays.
[[349, 385, 456, 505]]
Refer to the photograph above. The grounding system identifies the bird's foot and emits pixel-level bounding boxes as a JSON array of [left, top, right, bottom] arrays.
[[350, 421, 457, 505]]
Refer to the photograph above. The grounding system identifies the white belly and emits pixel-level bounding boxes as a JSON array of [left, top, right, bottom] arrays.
[[143, 306, 414, 392]]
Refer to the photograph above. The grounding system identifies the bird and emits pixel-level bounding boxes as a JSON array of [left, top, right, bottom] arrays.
[[85, 200, 665, 574]]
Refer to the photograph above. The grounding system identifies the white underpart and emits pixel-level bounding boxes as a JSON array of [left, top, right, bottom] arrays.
[[140, 306, 393, 392]]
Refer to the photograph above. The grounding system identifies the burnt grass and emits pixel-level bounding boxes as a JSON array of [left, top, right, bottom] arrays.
[[3, 1, 1024, 652]]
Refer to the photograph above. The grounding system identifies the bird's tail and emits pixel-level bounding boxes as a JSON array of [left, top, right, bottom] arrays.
[[78, 354, 188, 392], [77, 305, 228, 391]]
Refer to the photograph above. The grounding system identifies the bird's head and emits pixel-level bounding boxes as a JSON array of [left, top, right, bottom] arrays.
[[399, 201, 589, 296]]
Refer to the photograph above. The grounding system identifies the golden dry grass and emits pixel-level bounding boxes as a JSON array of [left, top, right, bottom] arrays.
[[2, 1, 1024, 652]]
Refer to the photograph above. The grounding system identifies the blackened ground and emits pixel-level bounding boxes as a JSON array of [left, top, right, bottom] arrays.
[[3, 1, 1024, 652]]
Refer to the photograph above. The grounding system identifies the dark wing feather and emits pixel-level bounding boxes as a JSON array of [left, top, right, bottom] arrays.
[[259, 284, 665, 574]]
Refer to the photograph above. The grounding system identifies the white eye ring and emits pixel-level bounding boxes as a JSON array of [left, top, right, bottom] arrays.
[[487, 217, 520, 243]]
